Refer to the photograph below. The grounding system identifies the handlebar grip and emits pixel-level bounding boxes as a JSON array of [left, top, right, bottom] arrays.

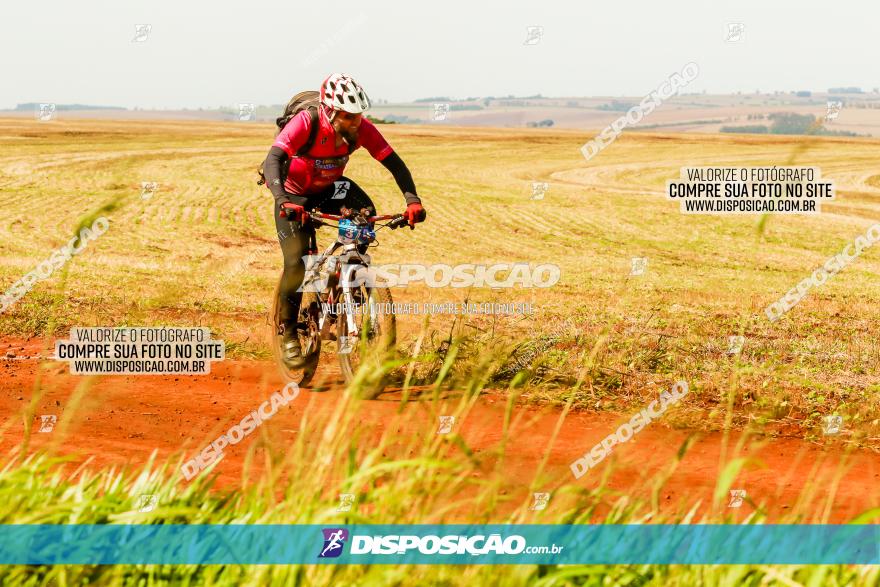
[[280, 208, 313, 230], [389, 216, 408, 230]]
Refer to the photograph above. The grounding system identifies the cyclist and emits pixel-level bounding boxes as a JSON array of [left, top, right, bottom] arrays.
[[262, 73, 426, 368]]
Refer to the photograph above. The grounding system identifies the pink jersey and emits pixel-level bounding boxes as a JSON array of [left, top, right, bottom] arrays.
[[272, 108, 393, 195]]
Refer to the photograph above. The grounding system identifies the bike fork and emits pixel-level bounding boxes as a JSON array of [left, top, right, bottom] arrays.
[[340, 266, 360, 338]]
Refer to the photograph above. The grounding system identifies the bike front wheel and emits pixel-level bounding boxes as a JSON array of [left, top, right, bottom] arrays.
[[336, 284, 396, 398]]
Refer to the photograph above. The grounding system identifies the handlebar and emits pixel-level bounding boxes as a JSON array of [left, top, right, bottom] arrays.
[[311, 212, 399, 223], [284, 209, 413, 230]]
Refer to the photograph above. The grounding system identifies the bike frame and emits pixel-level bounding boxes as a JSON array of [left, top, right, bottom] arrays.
[[300, 212, 400, 341]]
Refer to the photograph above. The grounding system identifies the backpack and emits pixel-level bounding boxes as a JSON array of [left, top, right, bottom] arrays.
[[257, 90, 354, 186]]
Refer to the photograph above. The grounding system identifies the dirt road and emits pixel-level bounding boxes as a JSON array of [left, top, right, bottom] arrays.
[[1, 336, 877, 523]]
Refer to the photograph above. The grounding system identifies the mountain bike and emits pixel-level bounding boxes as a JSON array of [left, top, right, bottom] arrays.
[[269, 207, 409, 397]]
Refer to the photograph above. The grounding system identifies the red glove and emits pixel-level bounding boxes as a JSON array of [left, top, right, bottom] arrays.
[[403, 202, 426, 228], [280, 202, 309, 224]]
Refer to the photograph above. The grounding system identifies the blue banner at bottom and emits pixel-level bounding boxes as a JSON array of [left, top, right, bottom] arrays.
[[0, 525, 877, 565]]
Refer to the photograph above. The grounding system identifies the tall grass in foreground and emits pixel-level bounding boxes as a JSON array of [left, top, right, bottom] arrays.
[[0, 213, 877, 583], [1, 333, 879, 586]]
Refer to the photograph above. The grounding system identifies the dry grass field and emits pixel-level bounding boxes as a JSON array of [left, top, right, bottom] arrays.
[[2, 117, 880, 584], [2, 117, 880, 437]]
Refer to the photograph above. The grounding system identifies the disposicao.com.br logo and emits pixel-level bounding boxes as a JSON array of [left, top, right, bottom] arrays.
[[317, 528, 563, 559], [318, 528, 349, 558]]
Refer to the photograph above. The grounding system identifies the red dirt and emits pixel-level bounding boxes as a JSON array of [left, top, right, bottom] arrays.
[[1, 336, 877, 523]]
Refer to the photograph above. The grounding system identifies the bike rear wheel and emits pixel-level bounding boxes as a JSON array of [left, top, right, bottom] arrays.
[[269, 271, 321, 386]]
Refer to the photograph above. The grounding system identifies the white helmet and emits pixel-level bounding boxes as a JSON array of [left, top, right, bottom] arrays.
[[320, 73, 371, 114]]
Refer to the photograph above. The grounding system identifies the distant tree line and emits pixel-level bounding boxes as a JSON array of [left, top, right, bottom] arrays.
[[381, 114, 420, 124], [597, 100, 637, 112], [721, 112, 860, 136], [15, 103, 125, 111], [721, 125, 769, 134], [415, 94, 543, 103], [365, 115, 397, 124]]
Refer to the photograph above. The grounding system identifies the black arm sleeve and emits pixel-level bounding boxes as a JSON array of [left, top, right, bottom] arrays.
[[263, 146, 291, 204], [379, 151, 421, 205]]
